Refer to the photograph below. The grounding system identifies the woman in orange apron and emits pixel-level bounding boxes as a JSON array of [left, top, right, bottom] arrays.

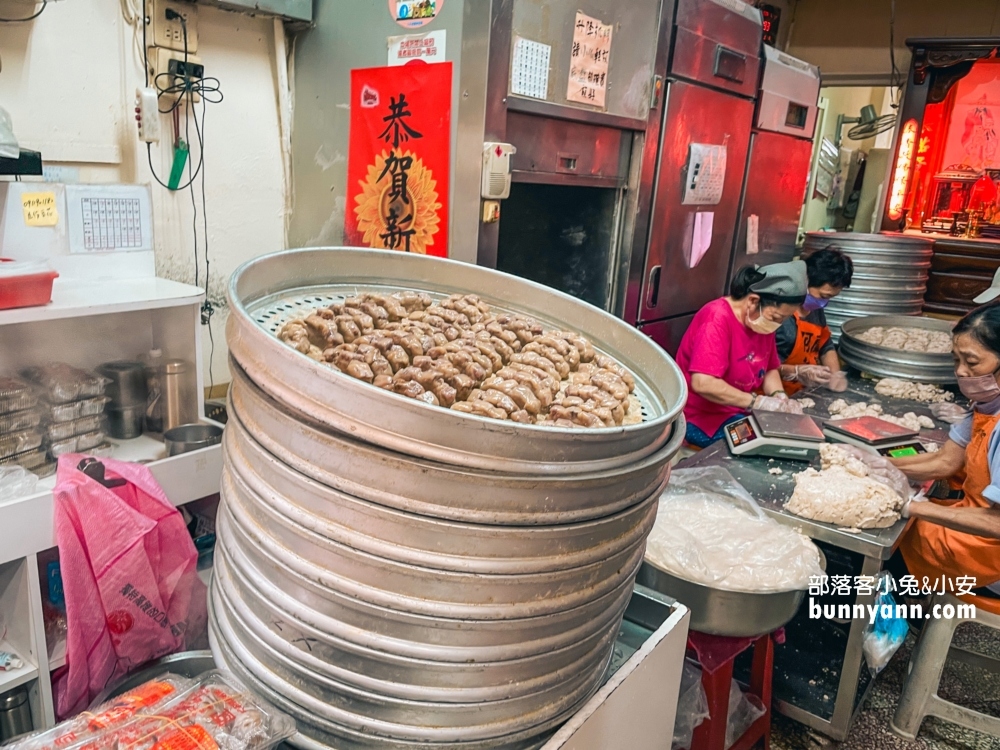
[[776, 247, 854, 395], [892, 302, 1000, 591]]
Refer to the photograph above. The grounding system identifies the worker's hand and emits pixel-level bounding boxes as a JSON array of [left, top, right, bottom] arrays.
[[827, 371, 849, 393], [837, 445, 913, 502], [753, 395, 804, 414], [929, 402, 970, 425], [902, 490, 929, 519], [796, 365, 832, 389]]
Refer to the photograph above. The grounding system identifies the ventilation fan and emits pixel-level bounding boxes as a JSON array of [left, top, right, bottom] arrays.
[[835, 104, 897, 146]]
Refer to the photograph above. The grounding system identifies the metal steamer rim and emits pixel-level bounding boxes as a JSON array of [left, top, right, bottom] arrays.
[[248, 284, 660, 425]]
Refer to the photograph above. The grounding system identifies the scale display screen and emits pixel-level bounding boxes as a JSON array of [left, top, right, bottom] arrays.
[[878, 443, 926, 458], [726, 418, 757, 446]]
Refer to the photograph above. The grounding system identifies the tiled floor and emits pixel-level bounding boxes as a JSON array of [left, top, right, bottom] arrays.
[[771, 624, 1000, 749]]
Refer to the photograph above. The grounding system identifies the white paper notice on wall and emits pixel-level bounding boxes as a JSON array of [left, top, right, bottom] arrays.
[[682, 143, 727, 206], [566, 12, 612, 109], [747, 214, 759, 255], [511, 37, 551, 101], [388, 30, 446, 66], [684, 211, 714, 269]]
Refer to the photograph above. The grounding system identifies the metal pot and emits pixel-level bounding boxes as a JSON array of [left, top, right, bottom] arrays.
[[635, 562, 806, 638], [164, 423, 223, 456], [98, 361, 148, 408], [838, 315, 956, 384], [106, 404, 145, 440]]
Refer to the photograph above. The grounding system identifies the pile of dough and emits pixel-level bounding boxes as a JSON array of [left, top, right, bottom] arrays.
[[828, 399, 934, 431], [785, 444, 903, 529], [857, 326, 951, 353], [874, 378, 954, 404], [646, 468, 824, 592], [795, 397, 816, 409]]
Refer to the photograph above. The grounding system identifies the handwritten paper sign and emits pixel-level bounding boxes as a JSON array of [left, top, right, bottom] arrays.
[[567, 12, 612, 109], [21, 191, 58, 227]]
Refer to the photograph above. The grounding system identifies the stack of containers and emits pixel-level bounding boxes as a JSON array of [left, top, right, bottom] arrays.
[[21, 364, 112, 465], [212, 248, 689, 750], [802, 232, 935, 342], [97, 361, 148, 440], [0, 377, 47, 476]]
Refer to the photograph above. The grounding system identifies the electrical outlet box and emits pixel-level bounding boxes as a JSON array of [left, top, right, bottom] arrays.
[[135, 87, 161, 143], [150, 47, 204, 103], [146, 0, 198, 53]]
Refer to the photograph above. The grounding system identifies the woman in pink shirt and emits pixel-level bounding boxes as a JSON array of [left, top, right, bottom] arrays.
[[676, 261, 808, 448]]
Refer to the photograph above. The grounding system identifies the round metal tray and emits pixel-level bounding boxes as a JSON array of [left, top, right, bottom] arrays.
[[227, 247, 686, 474], [838, 315, 956, 384]]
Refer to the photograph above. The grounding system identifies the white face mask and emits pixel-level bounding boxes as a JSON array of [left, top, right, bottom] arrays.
[[747, 305, 781, 335]]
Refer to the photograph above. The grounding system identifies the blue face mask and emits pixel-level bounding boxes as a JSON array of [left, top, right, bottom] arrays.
[[802, 294, 829, 313]]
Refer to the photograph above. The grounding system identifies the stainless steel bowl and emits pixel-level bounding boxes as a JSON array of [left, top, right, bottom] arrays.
[[838, 315, 956, 384], [164, 423, 223, 456], [635, 562, 806, 638]]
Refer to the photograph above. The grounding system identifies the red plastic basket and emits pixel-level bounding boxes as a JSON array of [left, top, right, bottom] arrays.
[[0, 258, 58, 311]]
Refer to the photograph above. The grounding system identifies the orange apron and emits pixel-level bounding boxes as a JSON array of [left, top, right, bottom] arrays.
[[900, 410, 1000, 589], [781, 313, 831, 396]]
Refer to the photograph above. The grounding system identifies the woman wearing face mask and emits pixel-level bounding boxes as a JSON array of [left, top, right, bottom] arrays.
[[891, 302, 1000, 592], [676, 261, 808, 449], [776, 247, 854, 395]]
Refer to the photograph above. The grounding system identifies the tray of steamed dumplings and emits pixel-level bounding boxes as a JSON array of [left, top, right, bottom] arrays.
[[277, 291, 643, 429]]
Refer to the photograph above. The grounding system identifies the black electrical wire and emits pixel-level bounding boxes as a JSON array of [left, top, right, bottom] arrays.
[[0, 0, 47, 23], [889, 0, 901, 107], [144, 15, 221, 191]]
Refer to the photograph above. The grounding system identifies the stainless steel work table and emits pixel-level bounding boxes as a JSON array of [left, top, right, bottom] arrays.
[[678, 375, 954, 740]]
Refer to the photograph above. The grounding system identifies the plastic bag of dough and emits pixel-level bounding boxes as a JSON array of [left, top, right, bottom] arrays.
[[645, 467, 825, 593], [671, 659, 709, 750], [862, 572, 909, 676]]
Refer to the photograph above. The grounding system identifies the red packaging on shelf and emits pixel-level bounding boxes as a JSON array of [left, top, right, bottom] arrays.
[[0, 258, 58, 310]]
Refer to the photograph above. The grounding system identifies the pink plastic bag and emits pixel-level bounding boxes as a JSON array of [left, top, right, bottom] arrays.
[[52, 454, 207, 720]]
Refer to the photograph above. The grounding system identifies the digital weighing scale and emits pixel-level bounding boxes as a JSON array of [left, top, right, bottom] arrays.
[[823, 416, 927, 457], [724, 410, 826, 460]]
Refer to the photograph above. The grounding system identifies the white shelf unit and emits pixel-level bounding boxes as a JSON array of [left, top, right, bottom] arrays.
[[0, 277, 222, 739]]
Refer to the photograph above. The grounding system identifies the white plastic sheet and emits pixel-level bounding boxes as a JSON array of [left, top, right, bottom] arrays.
[[645, 467, 824, 593]]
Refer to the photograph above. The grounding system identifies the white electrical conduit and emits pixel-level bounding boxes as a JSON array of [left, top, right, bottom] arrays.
[[273, 16, 293, 244]]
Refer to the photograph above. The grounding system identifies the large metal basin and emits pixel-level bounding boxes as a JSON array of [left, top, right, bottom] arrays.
[[226, 247, 686, 474], [635, 562, 805, 638], [839, 315, 956, 384]]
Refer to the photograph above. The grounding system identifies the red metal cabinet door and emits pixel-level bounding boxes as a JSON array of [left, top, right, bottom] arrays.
[[640, 81, 754, 322]]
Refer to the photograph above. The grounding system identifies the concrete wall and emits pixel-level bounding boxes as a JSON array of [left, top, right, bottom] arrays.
[[288, 0, 481, 262], [786, 0, 1000, 83], [0, 0, 287, 387]]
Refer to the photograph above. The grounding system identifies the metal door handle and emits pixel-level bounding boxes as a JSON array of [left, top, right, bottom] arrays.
[[646, 266, 662, 309]]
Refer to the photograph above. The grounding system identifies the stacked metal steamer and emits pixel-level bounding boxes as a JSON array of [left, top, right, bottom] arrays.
[[802, 232, 935, 341], [211, 248, 688, 749]]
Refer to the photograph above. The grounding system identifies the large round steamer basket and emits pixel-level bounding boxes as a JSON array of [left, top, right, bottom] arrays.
[[225, 247, 685, 473], [214, 247, 689, 749]]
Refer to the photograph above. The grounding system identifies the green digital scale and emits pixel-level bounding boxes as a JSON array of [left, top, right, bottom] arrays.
[[823, 416, 927, 457], [724, 410, 826, 461]]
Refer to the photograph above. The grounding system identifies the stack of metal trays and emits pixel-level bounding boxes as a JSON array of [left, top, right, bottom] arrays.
[[212, 247, 688, 749], [803, 232, 934, 341], [838, 315, 956, 384]]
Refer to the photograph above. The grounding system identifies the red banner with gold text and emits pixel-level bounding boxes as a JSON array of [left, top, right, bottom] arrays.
[[345, 63, 452, 257]]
